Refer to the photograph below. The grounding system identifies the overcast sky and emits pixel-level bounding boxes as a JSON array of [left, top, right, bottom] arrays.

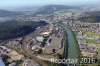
[[0, 0, 99, 9]]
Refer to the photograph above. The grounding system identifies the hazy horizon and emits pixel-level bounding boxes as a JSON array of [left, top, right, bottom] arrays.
[[0, 0, 99, 10]]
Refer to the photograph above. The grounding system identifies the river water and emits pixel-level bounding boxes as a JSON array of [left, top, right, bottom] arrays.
[[59, 23, 78, 59], [58, 22, 79, 66], [61, 26, 79, 66], [64, 27, 78, 59]]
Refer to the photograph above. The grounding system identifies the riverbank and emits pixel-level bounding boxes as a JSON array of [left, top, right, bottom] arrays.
[[62, 27, 68, 59]]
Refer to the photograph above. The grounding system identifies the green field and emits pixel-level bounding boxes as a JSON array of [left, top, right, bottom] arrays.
[[84, 32, 100, 37], [97, 48, 100, 59], [80, 28, 86, 32], [84, 32, 100, 44], [85, 39, 100, 44]]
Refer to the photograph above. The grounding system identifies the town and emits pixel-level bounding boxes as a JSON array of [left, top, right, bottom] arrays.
[[0, 2, 100, 66]]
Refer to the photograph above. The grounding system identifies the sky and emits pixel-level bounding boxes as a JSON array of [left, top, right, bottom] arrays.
[[0, 0, 99, 9]]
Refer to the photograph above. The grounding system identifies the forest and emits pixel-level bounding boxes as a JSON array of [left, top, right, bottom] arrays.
[[0, 21, 48, 41]]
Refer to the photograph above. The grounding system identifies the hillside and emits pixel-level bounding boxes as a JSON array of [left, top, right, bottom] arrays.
[[0, 21, 48, 41], [35, 5, 76, 14], [78, 11, 100, 23], [0, 9, 23, 17]]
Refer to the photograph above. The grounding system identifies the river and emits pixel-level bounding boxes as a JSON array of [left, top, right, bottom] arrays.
[[59, 23, 78, 59], [64, 27, 78, 59], [60, 24, 79, 66]]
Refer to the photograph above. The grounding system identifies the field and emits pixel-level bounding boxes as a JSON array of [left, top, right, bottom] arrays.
[[44, 37, 62, 54], [85, 39, 100, 44], [96, 48, 100, 59], [84, 32, 100, 44], [84, 32, 100, 37]]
